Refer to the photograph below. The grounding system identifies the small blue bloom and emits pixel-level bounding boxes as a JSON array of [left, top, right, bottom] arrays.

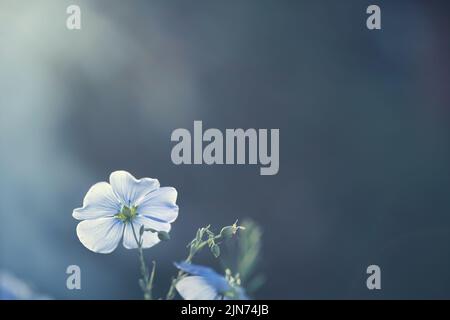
[[175, 262, 248, 300], [0, 271, 50, 300], [73, 170, 178, 253]]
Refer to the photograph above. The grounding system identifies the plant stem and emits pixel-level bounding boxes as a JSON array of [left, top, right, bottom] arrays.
[[165, 234, 221, 300], [131, 223, 153, 300]]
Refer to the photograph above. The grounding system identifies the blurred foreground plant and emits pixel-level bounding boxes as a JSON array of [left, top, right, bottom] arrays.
[[221, 219, 264, 294]]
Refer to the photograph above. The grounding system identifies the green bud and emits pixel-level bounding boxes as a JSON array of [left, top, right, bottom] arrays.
[[219, 226, 235, 239], [220, 221, 246, 239], [139, 225, 145, 236], [211, 244, 220, 258], [158, 231, 171, 241]]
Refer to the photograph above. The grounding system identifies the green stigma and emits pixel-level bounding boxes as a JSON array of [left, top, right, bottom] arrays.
[[116, 205, 138, 222]]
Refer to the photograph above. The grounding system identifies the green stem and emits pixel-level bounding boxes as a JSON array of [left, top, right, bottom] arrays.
[[165, 234, 221, 300], [131, 223, 153, 300], [148, 261, 156, 299]]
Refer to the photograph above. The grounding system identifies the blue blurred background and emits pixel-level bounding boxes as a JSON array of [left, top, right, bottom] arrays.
[[1, 0, 450, 299]]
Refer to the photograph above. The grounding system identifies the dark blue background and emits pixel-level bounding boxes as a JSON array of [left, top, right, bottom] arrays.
[[1, 0, 450, 299]]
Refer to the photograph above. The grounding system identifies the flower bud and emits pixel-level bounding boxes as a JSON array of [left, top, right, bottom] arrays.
[[211, 244, 220, 258], [219, 226, 235, 239]]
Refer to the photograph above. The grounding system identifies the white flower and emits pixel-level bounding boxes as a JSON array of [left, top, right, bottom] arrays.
[[175, 262, 248, 300], [73, 170, 178, 254]]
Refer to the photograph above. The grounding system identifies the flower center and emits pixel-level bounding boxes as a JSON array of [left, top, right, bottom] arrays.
[[116, 205, 138, 223]]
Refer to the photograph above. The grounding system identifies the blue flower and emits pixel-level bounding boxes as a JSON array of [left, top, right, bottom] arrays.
[[175, 262, 248, 300], [73, 170, 178, 253], [0, 271, 50, 300]]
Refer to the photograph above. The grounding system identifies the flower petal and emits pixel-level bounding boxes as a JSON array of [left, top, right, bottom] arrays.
[[135, 215, 171, 232], [76, 217, 124, 254], [175, 262, 218, 277], [175, 262, 231, 293], [176, 276, 220, 300], [73, 182, 120, 220], [110, 171, 160, 206], [137, 187, 179, 223], [122, 220, 161, 249]]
